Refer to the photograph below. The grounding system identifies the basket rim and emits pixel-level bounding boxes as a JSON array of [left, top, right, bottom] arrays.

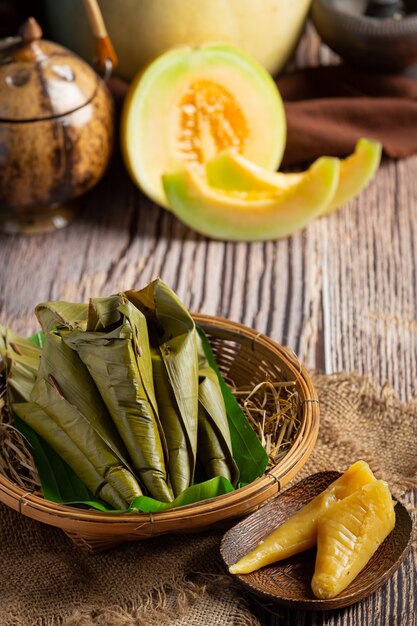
[[0, 313, 319, 528]]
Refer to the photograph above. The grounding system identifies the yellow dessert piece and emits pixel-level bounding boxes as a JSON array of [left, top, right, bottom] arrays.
[[229, 460, 376, 574], [312, 480, 395, 599]]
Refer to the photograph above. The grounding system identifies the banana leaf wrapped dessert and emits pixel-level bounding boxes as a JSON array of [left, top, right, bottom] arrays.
[[126, 279, 199, 497], [126, 279, 239, 491], [57, 294, 173, 503], [13, 401, 131, 511], [196, 332, 239, 486], [0, 326, 42, 403]]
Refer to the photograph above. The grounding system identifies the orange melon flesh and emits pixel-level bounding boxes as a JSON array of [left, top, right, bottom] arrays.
[[206, 138, 382, 216], [121, 44, 286, 208], [177, 80, 249, 168], [229, 461, 376, 574], [312, 480, 395, 599]]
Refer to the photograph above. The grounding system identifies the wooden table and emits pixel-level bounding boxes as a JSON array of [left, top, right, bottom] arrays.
[[0, 23, 415, 626]]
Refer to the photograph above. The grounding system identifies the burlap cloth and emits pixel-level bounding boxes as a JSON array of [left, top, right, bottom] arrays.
[[1, 372, 416, 626]]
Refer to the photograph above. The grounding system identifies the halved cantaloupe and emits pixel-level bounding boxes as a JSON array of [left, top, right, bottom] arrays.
[[312, 480, 395, 599], [162, 157, 340, 241], [206, 138, 382, 215], [121, 44, 286, 208], [229, 461, 376, 574]]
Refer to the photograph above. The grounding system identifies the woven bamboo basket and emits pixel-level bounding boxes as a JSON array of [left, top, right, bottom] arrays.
[[0, 314, 319, 552]]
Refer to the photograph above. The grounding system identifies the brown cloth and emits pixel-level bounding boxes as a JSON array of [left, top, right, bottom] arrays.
[[0, 372, 416, 626], [108, 66, 417, 168], [277, 65, 417, 167]]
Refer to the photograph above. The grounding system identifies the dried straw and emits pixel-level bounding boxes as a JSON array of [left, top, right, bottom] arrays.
[[229, 378, 300, 470], [0, 364, 41, 492]]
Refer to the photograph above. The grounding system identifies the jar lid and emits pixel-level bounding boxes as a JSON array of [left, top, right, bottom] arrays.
[[0, 18, 99, 122]]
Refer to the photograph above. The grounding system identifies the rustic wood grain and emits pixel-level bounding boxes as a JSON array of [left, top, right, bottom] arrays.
[[0, 21, 415, 626]]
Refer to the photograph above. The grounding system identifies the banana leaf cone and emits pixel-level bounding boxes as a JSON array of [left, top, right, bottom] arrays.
[[150, 347, 193, 497], [62, 294, 173, 503], [0, 325, 42, 403], [30, 378, 142, 508], [36, 331, 132, 469], [30, 330, 143, 505], [125, 279, 199, 496], [13, 402, 129, 510], [196, 333, 239, 486]]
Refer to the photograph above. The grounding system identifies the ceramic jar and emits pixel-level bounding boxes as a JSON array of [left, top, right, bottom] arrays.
[[0, 19, 114, 234]]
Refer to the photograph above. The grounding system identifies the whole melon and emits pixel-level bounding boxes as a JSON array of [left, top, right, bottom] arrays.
[[43, 0, 312, 80]]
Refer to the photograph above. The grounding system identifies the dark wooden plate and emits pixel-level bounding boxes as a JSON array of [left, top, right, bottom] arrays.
[[220, 471, 413, 610]]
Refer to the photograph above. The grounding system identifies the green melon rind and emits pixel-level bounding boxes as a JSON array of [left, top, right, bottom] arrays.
[[121, 43, 286, 208], [162, 157, 340, 242], [321, 138, 382, 215]]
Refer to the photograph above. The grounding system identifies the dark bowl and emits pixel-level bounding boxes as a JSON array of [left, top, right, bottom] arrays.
[[311, 0, 417, 71]]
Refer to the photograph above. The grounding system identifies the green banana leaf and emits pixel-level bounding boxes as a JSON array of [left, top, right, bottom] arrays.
[[31, 378, 144, 507], [86, 295, 123, 331], [13, 409, 235, 513], [150, 347, 193, 497], [196, 332, 240, 486], [14, 402, 129, 510], [35, 301, 88, 333], [28, 331, 45, 349], [128, 476, 234, 513], [0, 326, 5, 358], [0, 325, 42, 402], [126, 279, 199, 497], [13, 412, 110, 509], [62, 295, 173, 503], [196, 326, 268, 485], [35, 331, 131, 468]]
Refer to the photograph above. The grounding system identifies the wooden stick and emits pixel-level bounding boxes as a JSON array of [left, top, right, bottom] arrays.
[[82, 0, 118, 74]]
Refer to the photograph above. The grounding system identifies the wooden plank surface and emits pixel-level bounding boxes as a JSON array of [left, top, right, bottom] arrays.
[[0, 22, 415, 626]]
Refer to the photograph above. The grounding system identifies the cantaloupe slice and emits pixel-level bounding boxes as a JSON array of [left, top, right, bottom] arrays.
[[206, 138, 382, 216], [162, 157, 340, 241], [121, 43, 286, 208], [322, 138, 382, 215], [312, 480, 395, 599], [229, 461, 376, 574]]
